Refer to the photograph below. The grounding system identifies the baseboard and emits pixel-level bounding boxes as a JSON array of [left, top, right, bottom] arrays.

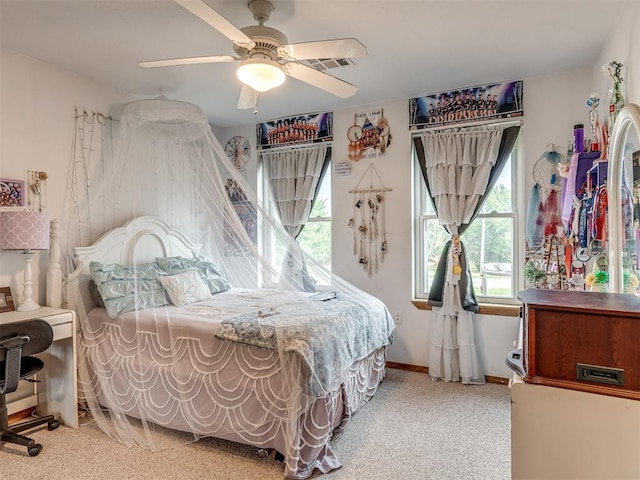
[[386, 361, 509, 385], [386, 361, 428, 374], [8, 406, 37, 425]]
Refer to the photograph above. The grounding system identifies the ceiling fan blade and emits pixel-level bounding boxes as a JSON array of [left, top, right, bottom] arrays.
[[139, 55, 238, 68], [283, 62, 357, 98], [237, 85, 259, 110], [174, 0, 255, 50], [278, 38, 367, 61]]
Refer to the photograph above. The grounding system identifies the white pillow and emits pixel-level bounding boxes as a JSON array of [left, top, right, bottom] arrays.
[[159, 269, 212, 306]]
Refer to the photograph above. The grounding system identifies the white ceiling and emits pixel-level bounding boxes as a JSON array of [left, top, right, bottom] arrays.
[[0, 0, 626, 127]]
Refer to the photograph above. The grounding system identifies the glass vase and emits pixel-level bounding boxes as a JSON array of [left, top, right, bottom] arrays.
[[608, 82, 625, 129]]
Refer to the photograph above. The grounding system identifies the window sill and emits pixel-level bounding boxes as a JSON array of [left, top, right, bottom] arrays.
[[411, 299, 521, 317]]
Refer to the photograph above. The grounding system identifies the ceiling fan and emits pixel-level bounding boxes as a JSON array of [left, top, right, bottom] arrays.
[[139, 0, 368, 110]]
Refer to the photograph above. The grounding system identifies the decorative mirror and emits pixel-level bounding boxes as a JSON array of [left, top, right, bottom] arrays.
[[608, 103, 640, 294]]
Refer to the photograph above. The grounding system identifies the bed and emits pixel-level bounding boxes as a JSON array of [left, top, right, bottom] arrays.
[[64, 216, 394, 479]]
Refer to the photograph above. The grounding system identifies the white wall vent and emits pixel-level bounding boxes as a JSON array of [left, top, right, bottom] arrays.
[[300, 57, 356, 71]]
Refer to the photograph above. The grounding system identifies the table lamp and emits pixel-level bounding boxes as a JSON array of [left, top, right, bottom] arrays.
[[0, 211, 50, 311]]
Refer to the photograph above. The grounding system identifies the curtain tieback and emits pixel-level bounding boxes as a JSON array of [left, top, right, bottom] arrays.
[[451, 235, 462, 276]]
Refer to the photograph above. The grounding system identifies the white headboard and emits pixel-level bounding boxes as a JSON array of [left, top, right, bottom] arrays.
[[65, 216, 202, 315]]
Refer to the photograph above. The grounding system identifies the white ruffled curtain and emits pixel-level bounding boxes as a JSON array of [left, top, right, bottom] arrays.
[[261, 144, 330, 292], [417, 126, 507, 384]]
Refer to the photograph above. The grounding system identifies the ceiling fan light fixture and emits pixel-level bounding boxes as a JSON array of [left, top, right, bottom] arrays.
[[236, 58, 285, 92]]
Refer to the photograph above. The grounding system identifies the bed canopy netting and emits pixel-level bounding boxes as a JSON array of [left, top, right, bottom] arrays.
[[58, 97, 394, 479]]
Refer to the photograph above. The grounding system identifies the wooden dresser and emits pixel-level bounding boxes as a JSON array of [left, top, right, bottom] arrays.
[[517, 288, 640, 400]]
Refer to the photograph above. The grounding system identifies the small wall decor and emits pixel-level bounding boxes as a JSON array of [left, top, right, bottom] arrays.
[[0, 178, 24, 207], [347, 163, 391, 276], [334, 162, 351, 177], [526, 145, 564, 250], [347, 109, 391, 161], [28, 170, 48, 212], [524, 144, 571, 290], [224, 136, 251, 171]]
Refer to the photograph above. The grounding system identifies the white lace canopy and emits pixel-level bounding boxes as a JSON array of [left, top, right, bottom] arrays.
[[59, 98, 394, 479]]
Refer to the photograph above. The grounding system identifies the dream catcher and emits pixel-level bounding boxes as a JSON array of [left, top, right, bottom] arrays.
[[525, 145, 568, 289], [347, 164, 391, 276], [526, 145, 564, 249]]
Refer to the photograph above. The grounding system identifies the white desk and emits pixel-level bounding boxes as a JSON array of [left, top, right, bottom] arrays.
[[1, 307, 78, 428]]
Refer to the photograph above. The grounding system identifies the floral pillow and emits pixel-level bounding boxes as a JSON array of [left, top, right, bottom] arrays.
[[159, 269, 212, 306]]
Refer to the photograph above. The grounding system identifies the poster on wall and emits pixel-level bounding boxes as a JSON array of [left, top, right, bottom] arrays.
[[256, 112, 332, 150], [347, 109, 392, 161], [408, 80, 523, 130], [223, 178, 257, 257]]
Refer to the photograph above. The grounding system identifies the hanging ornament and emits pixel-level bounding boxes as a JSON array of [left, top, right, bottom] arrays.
[[451, 235, 462, 276], [348, 164, 392, 276]]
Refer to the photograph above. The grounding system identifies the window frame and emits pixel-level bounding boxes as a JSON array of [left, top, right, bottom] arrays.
[[258, 155, 333, 277], [296, 166, 332, 271], [412, 128, 522, 306]]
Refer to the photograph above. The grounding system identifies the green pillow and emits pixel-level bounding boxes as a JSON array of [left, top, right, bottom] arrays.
[[89, 261, 168, 318]]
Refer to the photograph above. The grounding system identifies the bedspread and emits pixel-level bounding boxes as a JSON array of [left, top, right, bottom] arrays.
[[215, 291, 394, 396]]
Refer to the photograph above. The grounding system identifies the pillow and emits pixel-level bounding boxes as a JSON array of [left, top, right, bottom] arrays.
[[156, 256, 231, 294], [88, 280, 105, 308], [159, 269, 212, 306], [89, 261, 168, 318]]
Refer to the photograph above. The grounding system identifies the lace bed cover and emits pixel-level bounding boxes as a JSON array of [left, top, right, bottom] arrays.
[[80, 288, 392, 478], [215, 289, 394, 396]]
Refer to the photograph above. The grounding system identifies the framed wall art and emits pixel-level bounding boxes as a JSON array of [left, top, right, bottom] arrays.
[[0, 178, 25, 207], [223, 178, 257, 257], [0, 286, 16, 313], [409, 80, 523, 130], [256, 111, 333, 150], [347, 109, 392, 161]]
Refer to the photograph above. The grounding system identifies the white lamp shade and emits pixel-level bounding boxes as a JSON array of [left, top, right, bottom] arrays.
[[0, 211, 50, 250], [236, 59, 286, 93]]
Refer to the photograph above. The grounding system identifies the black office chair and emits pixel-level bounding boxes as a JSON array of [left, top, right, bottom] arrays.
[[0, 319, 60, 456]]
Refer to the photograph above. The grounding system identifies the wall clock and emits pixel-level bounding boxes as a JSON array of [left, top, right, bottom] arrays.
[[224, 135, 251, 170], [347, 125, 363, 142]]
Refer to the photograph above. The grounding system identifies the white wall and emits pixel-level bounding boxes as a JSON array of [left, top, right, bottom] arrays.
[[0, 48, 133, 307]]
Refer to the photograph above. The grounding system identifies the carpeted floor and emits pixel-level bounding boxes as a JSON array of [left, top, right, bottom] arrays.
[[1, 368, 511, 480]]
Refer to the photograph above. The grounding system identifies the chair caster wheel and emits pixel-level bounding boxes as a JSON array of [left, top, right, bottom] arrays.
[[48, 420, 60, 430], [28, 444, 43, 457]]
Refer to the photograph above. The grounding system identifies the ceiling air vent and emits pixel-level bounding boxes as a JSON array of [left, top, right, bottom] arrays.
[[301, 57, 356, 72]]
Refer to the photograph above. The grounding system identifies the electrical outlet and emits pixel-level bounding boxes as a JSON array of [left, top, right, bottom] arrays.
[[394, 311, 403, 325]]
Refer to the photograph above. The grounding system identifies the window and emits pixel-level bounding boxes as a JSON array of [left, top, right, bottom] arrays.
[[260, 160, 332, 278], [414, 140, 519, 303], [296, 169, 332, 270]]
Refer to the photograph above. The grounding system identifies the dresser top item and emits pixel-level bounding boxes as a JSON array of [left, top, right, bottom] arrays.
[[517, 288, 640, 317]]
